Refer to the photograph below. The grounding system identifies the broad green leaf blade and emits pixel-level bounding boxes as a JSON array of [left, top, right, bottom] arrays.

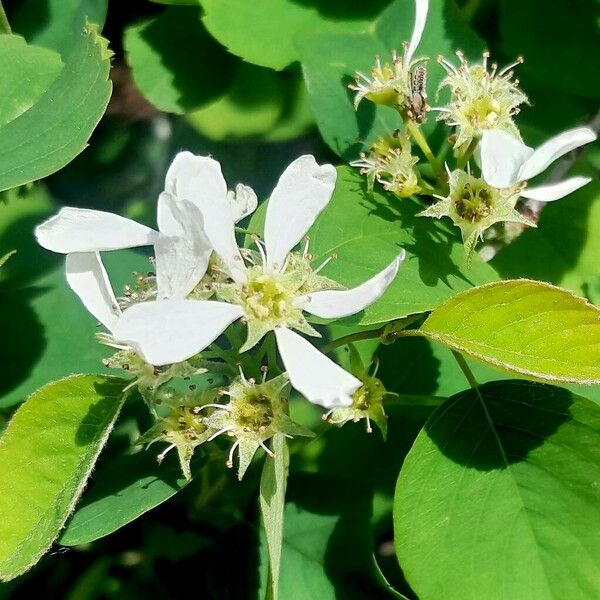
[[0, 35, 63, 128], [0, 375, 126, 581], [60, 449, 196, 546], [297, 0, 485, 157], [259, 434, 289, 600], [394, 380, 600, 600], [124, 6, 236, 114], [250, 167, 497, 325], [418, 279, 600, 385], [492, 179, 600, 297], [0, 23, 112, 192], [9, 0, 107, 53], [199, 0, 388, 71]]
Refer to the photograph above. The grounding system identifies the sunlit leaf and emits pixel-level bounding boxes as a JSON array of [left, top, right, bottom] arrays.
[[418, 279, 600, 385], [0, 375, 126, 581]]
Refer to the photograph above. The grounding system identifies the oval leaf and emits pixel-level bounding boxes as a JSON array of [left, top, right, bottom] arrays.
[[0, 375, 126, 581], [60, 449, 196, 546], [0, 23, 112, 192], [394, 380, 600, 599], [419, 279, 600, 384]]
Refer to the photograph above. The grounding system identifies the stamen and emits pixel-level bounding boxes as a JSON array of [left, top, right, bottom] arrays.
[[437, 55, 458, 75], [314, 253, 337, 275], [195, 403, 230, 413], [322, 408, 336, 421], [252, 234, 268, 266], [366, 416, 373, 434], [303, 236, 310, 257], [226, 440, 240, 468], [238, 363, 249, 385], [207, 426, 234, 442], [498, 56, 523, 77], [157, 443, 176, 464], [261, 365, 268, 383], [259, 440, 275, 458]]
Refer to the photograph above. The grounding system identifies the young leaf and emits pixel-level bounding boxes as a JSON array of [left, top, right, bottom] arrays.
[[259, 434, 289, 600], [418, 279, 600, 385], [394, 380, 600, 599], [0, 23, 112, 192], [0, 375, 126, 581], [60, 449, 199, 546]]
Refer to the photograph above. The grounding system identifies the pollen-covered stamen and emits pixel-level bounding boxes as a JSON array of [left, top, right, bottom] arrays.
[[207, 425, 234, 442], [157, 443, 177, 463], [226, 440, 241, 468]]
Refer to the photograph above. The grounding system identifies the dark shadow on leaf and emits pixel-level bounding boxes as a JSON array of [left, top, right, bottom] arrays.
[[425, 380, 572, 470], [290, 0, 390, 20], [0, 283, 46, 402]]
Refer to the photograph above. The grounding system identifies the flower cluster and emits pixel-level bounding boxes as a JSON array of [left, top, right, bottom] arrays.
[[36, 154, 402, 477], [348, 0, 597, 261]]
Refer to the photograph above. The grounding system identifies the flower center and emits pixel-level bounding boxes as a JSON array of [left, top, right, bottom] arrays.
[[452, 178, 495, 222], [232, 392, 274, 432], [463, 96, 502, 129], [241, 267, 298, 324]]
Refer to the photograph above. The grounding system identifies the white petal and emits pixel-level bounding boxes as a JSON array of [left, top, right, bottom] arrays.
[[275, 327, 360, 409], [298, 252, 404, 319], [113, 300, 243, 366], [166, 153, 247, 282], [520, 127, 597, 181], [65, 252, 121, 331], [521, 176, 592, 202], [155, 193, 212, 299], [227, 183, 258, 223], [403, 0, 429, 67], [480, 129, 533, 188], [264, 155, 336, 270], [35, 207, 158, 253]]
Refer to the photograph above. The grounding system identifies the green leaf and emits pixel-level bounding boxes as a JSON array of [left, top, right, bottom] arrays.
[[500, 0, 600, 100], [297, 0, 485, 157], [185, 63, 285, 140], [418, 279, 600, 385], [124, 6, 236, 114], [253, 166, 497, 325], [9, 0, 107, 53], [259, 434, 289, 600], [0, 35, 63, 128], [199, 0, 389, 71], [0, 250, 15, 269], [60, 449, 196, 546], [394, 380, 600, 599], [0, 375, 126, 581], [492, 179, 600, 297], [0, 251, 149, 408], [0, 23, 112, 192]]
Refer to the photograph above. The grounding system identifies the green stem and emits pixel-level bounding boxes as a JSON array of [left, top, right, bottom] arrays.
[[404, 118, 445, 181], [455, 137, 479, 171], [451, 350, 480, 390], [0, 2, 10, 34], [323, 327, 385, 353]]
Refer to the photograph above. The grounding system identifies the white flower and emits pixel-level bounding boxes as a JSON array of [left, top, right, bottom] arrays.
[[349, 0, 428, 109], [479, 127, 597, 201], [109, 155, 405, 408], [35, 152, 257, 300]]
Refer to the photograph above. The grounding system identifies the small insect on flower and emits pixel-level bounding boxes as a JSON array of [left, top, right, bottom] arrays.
[[404, 65, 429, 123]]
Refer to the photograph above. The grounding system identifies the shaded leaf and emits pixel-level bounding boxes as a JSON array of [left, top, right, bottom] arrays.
[[0, 375, 126, 581], [394, 380, 600, 599], [418, 279, 600, 385], [124, 6, 236, 114]]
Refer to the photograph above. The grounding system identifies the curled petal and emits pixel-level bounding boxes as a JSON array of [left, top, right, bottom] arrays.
[[36, 207, 158, 253], [227, 183, 258, 223], [480, 129, 533, 188], [65, 252, 121, 331], [404, 0, 429, 68], [274, 327, 360, 409], [519, 127, 597, 181], [113, 300, 243, 366], [264, 155, 336, 271], [521, 176, 592, 202], [297, 252, 404, 318], [155, 193, 212, 299]]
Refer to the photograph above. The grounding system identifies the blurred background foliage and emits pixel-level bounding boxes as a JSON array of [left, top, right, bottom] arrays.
[[0, 0, 597, 598]]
